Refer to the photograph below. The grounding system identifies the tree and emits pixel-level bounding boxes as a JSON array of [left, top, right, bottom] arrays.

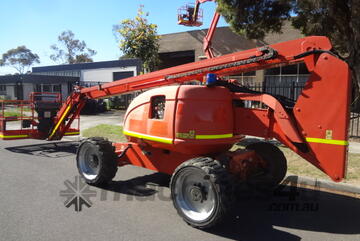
[[114, 5, 160, 72], [50, 30, 97, 64], [216, 0, 360, 96], [0, 46, 40, 74]]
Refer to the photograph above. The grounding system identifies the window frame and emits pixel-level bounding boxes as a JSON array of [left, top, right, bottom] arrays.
[[150, 95, 166, 120]]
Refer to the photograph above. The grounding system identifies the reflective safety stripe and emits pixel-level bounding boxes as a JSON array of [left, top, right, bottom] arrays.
[[195, 133, 233, 140], [49, 104, 72, 139], [0, 134, 28, 139], [123, 130, 234, 143], [64, 132, 80, 136], [123, 130, 173, 144], [306, 137, 348, 146]]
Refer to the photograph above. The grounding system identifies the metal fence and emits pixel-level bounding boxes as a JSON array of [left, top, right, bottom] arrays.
[[246, 81, 360, 139], [350, 112, 360, 138], [246, 81, 306, 101], [114, 80, 360, 139]]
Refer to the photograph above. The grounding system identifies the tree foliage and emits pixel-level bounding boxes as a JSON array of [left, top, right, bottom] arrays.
[[216, 0, 293, 39], [114, 5, 160, 72], [50, 30, 97, 64], [0, 46, 40, 74], [216, 0, 360, 95]]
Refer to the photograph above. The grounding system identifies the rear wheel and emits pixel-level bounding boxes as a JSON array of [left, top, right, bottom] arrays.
[[76, 137, 118, 185], [170, 157, 234, 229], [246, 142, 287, 189]]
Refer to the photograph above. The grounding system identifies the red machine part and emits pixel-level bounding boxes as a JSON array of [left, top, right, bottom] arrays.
[[0, 92, 80, 140], [178, 4, 204, 27], [47, 90, 83, 140], [77, 36, 332, 100], [2, 2, 352, 228], [0, 99, 34, 140], [39, 36, 350, 182], [178, 0, 219, 58]]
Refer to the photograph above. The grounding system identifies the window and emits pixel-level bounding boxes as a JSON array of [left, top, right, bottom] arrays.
[[265, 67, 280, 75], [243, 71, 256, 76], [0, 85, 6, 95], [113, 71, 134, 81], [265, 63, 309, 76], [282, 64, 298, 75], [299, 63, 309, 74], [53, 84, 61, 92], [42, 85, 51, 92], [34, 84, 62, 93], [150, 96, 166, 119], [35, 84, 42, 92]]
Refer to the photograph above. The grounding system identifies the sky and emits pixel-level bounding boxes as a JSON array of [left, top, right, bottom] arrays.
[[0, 0, 228, 75]]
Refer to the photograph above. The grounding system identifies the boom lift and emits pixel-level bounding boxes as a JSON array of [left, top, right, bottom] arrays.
[[0, 2, 352, 228], [178, 0, 219, 58]]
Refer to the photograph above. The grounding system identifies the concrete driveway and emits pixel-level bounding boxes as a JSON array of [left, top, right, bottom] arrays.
[[0, 139, 360, 241]]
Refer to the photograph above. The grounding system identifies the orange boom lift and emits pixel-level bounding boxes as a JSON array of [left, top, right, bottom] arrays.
[[0, 1, 351, 228]]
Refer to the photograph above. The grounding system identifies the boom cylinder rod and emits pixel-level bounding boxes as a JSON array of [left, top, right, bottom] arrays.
[[80, 36, 332, 99]]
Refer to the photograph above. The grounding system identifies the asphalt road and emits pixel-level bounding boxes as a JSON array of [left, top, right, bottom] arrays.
[[1, 139, 360, 241]]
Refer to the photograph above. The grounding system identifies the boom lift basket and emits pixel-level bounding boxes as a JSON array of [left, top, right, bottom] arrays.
[[178, 4, 203, 26], [0, 92, 80, 140]]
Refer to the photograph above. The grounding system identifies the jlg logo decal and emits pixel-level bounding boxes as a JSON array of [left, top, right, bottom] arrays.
[[176, 130, 196, 139]]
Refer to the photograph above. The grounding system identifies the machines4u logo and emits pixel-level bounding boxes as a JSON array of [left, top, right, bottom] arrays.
[[59, 176, 97, 212]]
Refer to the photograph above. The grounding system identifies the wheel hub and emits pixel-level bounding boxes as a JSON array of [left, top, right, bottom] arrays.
[[88, 155, 99, 169], [173, 167, 217, 222], [190, 186, 203, 202]]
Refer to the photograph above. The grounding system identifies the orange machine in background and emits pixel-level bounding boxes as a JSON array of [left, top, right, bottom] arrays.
[[0, 92, 79, 140]]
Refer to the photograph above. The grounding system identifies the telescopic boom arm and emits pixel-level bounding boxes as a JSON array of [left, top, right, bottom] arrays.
[[49, 36, 334, 140], [179, 0, 219, 58]]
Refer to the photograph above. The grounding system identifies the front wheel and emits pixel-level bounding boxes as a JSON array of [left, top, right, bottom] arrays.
[[170, 157, 234, 229], [76, 137, 118, 186]]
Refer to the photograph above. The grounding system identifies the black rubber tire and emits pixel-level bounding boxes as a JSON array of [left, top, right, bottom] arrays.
[[76, 137, 118, 186], [170, 157, 235, 229], [246, 142, 287, 189]]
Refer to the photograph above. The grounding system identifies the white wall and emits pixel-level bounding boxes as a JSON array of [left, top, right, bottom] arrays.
[[23, 83, 34, 100], [81, 66, 137, 83], [61, 83, 68, 101], [6, 85, 15, 99], [21, 83, 69, 101]]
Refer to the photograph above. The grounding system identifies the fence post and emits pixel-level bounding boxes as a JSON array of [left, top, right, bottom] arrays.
[[262, 80, 267, 93], [290, 82, 295, 101]]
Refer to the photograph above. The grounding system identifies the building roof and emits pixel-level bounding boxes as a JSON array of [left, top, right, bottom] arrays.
[[32, 59, 142, 73], [0, 74, 79, 84], [263, 22, 305, 45], [159, 26, 256, 56], [159, 22, 304, 57]]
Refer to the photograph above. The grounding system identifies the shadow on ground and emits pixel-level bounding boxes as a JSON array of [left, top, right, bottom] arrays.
[[207, 187, 360, 241], [102, 172, 171, 197], [237, 138, 282, 147], [101, 172, 360, 241], [5, 141, 78, 158], [5, 141, 360, 240]]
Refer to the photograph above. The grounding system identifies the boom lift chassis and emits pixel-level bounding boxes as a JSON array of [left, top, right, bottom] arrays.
[[0, 1, 352, 228]]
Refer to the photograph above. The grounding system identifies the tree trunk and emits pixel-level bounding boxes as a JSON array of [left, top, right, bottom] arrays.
[[351, 64, 360, 112], [347, 45, 360, 112]]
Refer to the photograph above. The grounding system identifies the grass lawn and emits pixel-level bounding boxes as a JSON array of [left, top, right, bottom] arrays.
[[82, 124, 127, 142], [2, 107, 32, 118], [279, 146, 360, 185], [82, 124, 360, 184], [2, 111, 25, 117]]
